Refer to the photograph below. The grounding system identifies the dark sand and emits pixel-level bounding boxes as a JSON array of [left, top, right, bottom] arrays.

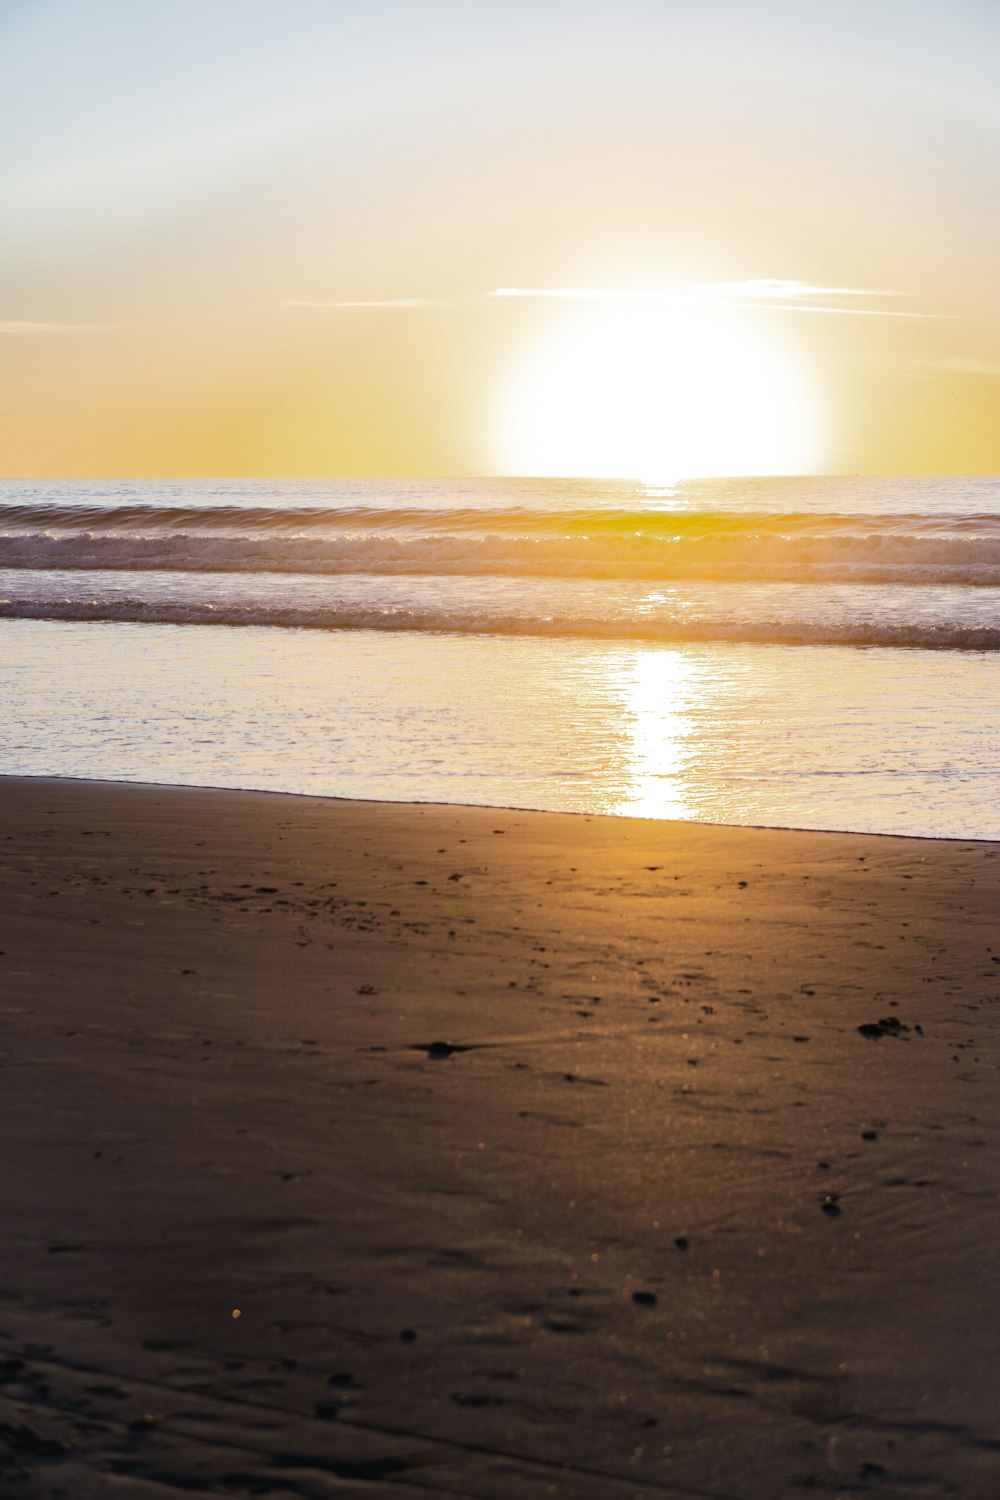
[[2, 777, 1000, 1498]]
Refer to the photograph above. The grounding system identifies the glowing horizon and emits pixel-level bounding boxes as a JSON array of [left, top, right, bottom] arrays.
[[2, 0, 999, 478]]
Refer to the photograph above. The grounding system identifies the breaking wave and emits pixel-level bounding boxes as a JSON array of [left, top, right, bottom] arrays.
[[3, 523, 1000, 585], [3, 591, 998, 649]]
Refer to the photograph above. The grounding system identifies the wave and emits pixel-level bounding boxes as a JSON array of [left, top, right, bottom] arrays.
[[3, 526, 1000, 584], [3, 500, 1000, 536], [4, 593, 999, 649]]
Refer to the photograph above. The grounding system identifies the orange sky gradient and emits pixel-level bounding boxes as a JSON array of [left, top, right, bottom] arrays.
[[2, 0, 999, 478]]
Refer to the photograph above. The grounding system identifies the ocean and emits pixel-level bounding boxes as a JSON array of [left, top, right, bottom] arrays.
[[2, 475, 998, 838]]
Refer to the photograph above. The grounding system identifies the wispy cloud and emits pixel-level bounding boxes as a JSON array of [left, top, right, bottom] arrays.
[[488, 287, 634, 301], [283, 281, 936, 320], [688, 278, 941, 320], [490, 280, 904, 304], [734, 301, 938, 320], [0, 320, 106, 332], [934, 355, 1000, 377], [689, 278, 901, 301], [282, 297, 439, 309], [488, 282, 930, 318]]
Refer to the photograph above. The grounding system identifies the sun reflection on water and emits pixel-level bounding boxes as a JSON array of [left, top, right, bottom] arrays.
[[611, 648, 700, 819]]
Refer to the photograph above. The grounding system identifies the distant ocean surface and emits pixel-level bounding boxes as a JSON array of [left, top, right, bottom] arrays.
[[2, 475, 999, 837]]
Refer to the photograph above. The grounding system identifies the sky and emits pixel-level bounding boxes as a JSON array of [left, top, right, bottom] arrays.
[[2, 0, 999, 478]]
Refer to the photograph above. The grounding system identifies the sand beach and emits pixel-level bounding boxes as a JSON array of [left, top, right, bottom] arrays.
[[2, 775, 1000, 1497]]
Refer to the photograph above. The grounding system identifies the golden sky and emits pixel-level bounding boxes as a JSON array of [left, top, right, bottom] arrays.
[[2, 0, 999, 477]]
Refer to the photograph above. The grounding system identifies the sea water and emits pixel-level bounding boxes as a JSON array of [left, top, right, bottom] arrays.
[[2, 476, 998, 837]]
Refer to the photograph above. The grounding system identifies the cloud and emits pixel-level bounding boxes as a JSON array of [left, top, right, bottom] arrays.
[[0, 320, 106, 332], [284, 281, 937, 320], [488, 287, 633, 301], [689, 278, 902, 301], [688, 278, 941, 319], [490, 280, 904, 304], [934, 355, 1000, 377], [743, 302, 937, 320], [282, 297, 439, 309], [489, 282, 929, 318], [286, 288, 621, 309]]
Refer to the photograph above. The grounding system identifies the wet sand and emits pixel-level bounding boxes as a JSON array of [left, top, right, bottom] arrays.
[[2, 776, 1000, 1498]]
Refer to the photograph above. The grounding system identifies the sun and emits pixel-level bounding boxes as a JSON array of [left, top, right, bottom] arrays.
[[493, 298, 823, 482]]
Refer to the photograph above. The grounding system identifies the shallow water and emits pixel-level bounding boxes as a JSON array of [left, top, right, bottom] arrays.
[[3, 618, 998, 838]]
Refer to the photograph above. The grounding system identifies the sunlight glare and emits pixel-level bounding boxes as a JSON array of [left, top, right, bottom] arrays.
[[615, 647, 697, 819], [495, 299, 822, 481]]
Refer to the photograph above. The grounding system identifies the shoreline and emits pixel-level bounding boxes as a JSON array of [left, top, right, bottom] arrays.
[[6, 769, 997, 845], [2, 775, 1000, 1497]]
